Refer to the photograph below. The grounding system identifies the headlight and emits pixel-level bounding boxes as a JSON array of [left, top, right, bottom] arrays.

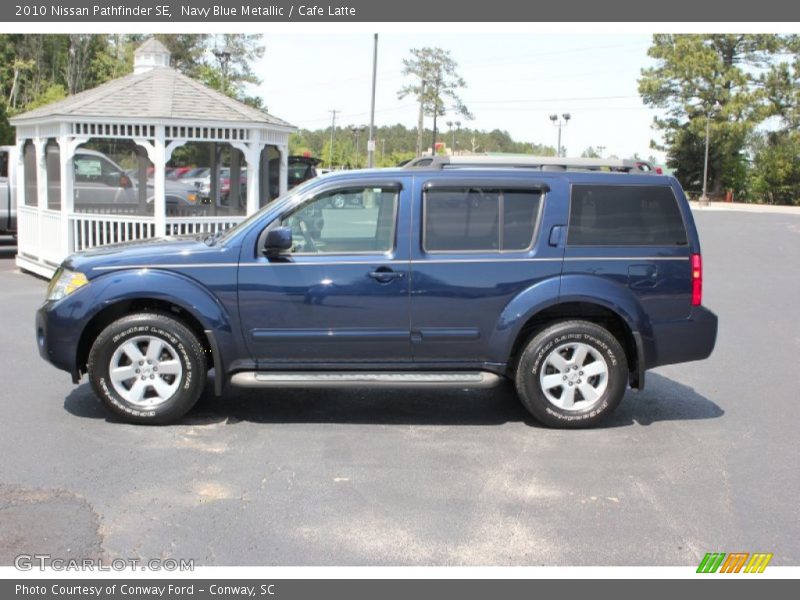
[[187, 193, 198, 203], [46, 268, 89, 301]]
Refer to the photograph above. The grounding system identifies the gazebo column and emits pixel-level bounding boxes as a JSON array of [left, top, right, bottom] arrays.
[[135, 146, 149, 215], [57, 132, 83, 255], [229, 149, 241, 212], [209, 142, 220, 217], [33, 137, 47, 261], [278, 144, 289, 196], [152, 126, 167, 237], [232, 141, 262, 216], [14, 138, 25, 213]]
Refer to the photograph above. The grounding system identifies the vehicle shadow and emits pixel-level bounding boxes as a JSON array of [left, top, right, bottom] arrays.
[[63, 372, 722, 428], [0, 236, 17, 260]]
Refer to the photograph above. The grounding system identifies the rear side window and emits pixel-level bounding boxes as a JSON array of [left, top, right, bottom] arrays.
[[424, 187, 542, 252], [568, 185, 687, 246]]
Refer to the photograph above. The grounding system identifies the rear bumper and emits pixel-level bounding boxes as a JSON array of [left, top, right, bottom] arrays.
[[648, 305, 718, 368]]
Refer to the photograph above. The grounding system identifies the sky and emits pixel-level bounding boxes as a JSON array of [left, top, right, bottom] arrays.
[[251, 33, 667, 162]]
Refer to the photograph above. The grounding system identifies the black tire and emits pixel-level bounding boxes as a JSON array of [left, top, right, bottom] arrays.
[[87, 313, 207, 424], [515, 320, 628, 428]]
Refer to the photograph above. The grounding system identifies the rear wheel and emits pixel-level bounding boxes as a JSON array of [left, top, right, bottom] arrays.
[[515, 320, 628, 428], [87, 313, 207, 424]]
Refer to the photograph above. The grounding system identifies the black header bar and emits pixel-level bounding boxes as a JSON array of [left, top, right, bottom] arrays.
[[2, 0, 799, 22]]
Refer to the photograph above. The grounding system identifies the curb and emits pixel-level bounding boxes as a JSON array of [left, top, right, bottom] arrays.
[[689, 202, 800, 215]]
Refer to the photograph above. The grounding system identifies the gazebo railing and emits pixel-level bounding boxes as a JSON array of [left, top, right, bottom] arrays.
[[18, 207, 248, 277], [70, 213, 156, 252], [71, 214, 244, 251], [16, 206, 40, 260], [40, 209, 65, 264], [165, 215, 244, 236]]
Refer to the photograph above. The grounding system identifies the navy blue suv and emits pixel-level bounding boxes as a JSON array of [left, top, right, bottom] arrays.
[[36, 165, 717, 427]]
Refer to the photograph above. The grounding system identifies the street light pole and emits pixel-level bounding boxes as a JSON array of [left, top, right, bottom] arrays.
[[549, 112, 571, 157], [367, 34, 378, 168], [700, 101, 721, 207], [351, 125, 366, 168]]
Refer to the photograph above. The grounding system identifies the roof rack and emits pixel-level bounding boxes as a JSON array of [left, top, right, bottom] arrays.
[[403, 154, 645, 172]]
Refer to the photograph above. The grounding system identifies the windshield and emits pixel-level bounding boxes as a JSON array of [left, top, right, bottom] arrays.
[[214, 177, 321, 245]]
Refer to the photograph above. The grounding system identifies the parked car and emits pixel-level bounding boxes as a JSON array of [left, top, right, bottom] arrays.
[[0, 145, 18, 235], [196, 168, 230, 201], [36, 161, 717, 427], [179, 167, 210, 189], [635, 160, 664, 175], [72, 150, 200, 210], [267, 155, 322, 199]]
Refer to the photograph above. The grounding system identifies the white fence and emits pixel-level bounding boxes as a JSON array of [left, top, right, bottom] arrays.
[[16, 208, 246, 278], [71, 214, 156, 252], [165, 216, 243, 236]]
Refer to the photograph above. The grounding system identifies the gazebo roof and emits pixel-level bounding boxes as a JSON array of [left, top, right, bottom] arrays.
[[10, 66, 293, 128], [135, 37, 170, 54]]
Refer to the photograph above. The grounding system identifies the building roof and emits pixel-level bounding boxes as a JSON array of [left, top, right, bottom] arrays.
[[134, 38, 170, 55], [10, 66, 293, 128]]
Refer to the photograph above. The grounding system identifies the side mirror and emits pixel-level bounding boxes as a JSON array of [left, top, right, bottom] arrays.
[[118, 174, 132, 188], [264, 226, 292, 256]]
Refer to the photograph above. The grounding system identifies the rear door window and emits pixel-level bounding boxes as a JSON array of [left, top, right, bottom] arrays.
[[424, 187, 542, 252], [568, 185, 687, 246]]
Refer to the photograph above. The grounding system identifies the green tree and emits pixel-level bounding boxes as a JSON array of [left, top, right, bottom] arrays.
[[398, 47, 473, 155], [747, 35, 800, 205], [639, 34, 782, 195], [762, 34, 800, 130], [748, 131, 800, 205]]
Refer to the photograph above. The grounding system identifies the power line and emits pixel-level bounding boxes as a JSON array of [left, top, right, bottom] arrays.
[[465, 94, 640, 105]]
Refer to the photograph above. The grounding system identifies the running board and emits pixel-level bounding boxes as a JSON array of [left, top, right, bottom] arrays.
[[230, 371, 502, 389]]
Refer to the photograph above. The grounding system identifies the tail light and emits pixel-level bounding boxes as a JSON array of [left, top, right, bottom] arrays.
[[691, 253, 702, 306]]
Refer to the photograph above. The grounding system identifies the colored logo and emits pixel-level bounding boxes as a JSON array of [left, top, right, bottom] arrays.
[[697, 552, 773, 573]]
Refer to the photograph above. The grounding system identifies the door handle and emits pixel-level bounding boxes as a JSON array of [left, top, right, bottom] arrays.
[[369, 268, 404, 283], [549, 225, 566, 247]]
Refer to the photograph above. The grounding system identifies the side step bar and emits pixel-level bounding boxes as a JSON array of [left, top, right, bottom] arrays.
[[230, 371, 502, 389]]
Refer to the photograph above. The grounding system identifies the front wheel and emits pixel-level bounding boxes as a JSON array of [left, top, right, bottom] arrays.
[[515, 320, 628, 428], [87, 313, 207, 424]]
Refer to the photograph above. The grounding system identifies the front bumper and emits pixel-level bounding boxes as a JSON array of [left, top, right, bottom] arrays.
[[36, 290, 96, 382]]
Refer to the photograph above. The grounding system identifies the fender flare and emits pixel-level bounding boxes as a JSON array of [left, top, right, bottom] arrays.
[[80, 269, 240, 386], [488, 274, 652, 378]]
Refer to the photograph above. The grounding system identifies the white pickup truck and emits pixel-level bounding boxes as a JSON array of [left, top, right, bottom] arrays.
[[0, 145, 17, 236], [0, 145, 202, 236]]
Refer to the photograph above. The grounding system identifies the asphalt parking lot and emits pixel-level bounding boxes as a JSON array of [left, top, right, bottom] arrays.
[[0, 208, 798, 567]]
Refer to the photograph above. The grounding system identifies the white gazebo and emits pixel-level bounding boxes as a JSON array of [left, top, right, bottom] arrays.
[[11, 38, 295, 277]]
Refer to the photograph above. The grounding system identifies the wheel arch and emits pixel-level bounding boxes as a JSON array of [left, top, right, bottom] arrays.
[[491, 275, 651, 389], [74, 269, 238, 390], [506, 301, 643, 387], [76, 298, 213, 377]]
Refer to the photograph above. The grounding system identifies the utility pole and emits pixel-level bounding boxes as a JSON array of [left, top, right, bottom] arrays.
[[367, 34, 378, 168], [431, 77, 441, 156], [416, 81, 425, 156], [328, 109, 338, 169]]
